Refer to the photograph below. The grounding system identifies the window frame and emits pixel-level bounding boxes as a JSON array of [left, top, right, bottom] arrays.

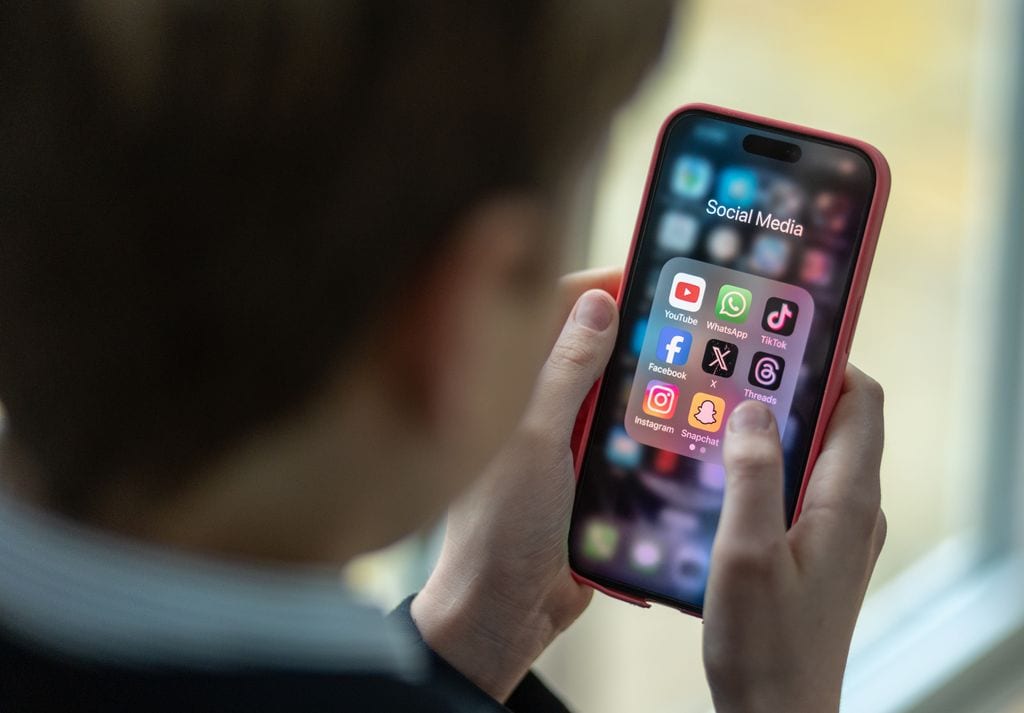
[[841, 0, 1024, 709]]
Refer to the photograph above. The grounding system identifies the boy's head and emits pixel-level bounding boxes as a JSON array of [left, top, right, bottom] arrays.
[[0, 2, 672, 556]]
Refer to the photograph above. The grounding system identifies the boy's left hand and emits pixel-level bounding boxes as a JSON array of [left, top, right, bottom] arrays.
[[412, 267, 621, 702]]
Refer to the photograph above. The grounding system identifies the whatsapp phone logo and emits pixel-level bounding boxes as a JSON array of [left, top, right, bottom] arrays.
[[714, 284, 752, 323]]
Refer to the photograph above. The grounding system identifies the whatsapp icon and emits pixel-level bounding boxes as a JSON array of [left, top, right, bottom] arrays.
[[714, 284, 752, 323]]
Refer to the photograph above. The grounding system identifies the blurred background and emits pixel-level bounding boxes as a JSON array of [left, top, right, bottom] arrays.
[[348, 0, 1024, 711]]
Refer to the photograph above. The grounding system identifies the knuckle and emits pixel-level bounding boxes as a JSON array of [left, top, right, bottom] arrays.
[[874, 509, 888, 552], [725, 439, 782, 475], [516, 417, 563, 456], [861, 375, 885, 409], [807, 493, 881, 548], [713, 540, 782, 583], [549, 337, 595, 373], [847, 498, 882, 540]]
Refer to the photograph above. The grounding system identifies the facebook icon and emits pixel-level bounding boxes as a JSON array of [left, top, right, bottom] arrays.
[[656, 326, 692, 366]]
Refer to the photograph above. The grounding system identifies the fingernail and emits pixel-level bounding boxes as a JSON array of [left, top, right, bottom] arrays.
[[574, 290, 614, 332], [727, 400, 774, 433]]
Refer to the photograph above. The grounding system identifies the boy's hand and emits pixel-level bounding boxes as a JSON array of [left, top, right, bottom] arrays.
[[703, 366, 886, 713], [413, 267, 621, 702]]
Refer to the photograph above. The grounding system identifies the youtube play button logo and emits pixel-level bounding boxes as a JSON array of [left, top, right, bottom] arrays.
[[669, 272, 707, 312]]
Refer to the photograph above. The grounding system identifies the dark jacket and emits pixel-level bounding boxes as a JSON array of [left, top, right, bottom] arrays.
[[0, 597, 571, 713]]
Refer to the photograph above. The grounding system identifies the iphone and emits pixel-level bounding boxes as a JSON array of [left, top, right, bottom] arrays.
[[568, 104, 890, 615]]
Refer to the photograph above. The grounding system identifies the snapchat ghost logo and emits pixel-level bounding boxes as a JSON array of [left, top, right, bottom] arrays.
[[688, 392, 725, 433], [694, 399, 717, 425]]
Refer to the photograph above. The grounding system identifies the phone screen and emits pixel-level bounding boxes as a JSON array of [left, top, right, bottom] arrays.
[[569, 109, 877, 613]]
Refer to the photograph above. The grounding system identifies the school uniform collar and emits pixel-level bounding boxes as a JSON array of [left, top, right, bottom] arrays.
[[0, 485, 424, 678]]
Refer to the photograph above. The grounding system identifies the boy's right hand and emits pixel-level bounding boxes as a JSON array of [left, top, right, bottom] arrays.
[[703, 366, 886, 713]]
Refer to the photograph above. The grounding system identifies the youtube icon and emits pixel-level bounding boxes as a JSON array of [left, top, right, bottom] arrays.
[[675, 282, 699, 302], [668, 272, 706, 312]]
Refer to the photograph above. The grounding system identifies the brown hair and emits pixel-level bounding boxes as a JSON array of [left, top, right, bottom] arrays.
[[0, 2, 672, 514]]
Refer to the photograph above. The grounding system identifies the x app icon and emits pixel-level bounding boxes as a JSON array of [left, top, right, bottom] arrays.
[[702, 339, 738, 378]]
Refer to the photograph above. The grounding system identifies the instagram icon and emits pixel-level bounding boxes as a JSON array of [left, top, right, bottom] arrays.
[[642, 380, 679, 420]]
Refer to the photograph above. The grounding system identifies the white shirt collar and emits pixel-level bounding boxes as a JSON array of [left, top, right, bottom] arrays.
[[0, 488, 424, 678]]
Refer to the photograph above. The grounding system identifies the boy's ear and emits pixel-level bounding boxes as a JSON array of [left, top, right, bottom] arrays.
[[368, 194, 558, 433]]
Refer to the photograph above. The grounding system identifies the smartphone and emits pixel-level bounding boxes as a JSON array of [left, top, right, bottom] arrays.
[[568, 104, 890, 616]]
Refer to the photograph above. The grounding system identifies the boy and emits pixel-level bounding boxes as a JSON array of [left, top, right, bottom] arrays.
[[0, 3, 886, 711]]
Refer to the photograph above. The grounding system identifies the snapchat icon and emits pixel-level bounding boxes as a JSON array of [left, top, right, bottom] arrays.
[[687, 392, 726, 433]]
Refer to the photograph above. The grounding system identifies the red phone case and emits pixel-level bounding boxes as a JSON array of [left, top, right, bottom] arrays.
[[569, 103, 891, 614]]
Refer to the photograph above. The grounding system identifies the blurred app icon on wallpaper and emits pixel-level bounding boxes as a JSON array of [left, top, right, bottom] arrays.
[[653, 448, 679, 474], [762, 177, 804, 217], [644, 266, 662, 299], [630, 318, 648, 356], [657, 211, 699, 253], [694, 123, 728, 144], [670, 155, 713, 199], [617, 378, 633, 409], [669, 542, 710, 594], [783, 413, 802, 453], [811, 191, 852, 234], [749, 233, 792, 278], [698, 463, 726, 491], [706, 225, 742, 263], [715, 166, 758, 208], [660, 509, 700, 534], [629, 536, 664, 574], [605, 426, 642, 469], [583, 519, 620, 561], [800, 248, 834, 286]]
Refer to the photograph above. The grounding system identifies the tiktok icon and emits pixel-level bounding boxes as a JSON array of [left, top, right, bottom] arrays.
[[761, 297, 799, 337]]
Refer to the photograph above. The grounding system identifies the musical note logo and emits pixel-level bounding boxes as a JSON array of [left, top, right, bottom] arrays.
[[761, 297, 799, 336], [767, 303, 793, 330]]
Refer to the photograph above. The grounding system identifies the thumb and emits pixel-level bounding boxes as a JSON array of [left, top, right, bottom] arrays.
[[716, 401, 787, 549], [524, 289, 618, 442]]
